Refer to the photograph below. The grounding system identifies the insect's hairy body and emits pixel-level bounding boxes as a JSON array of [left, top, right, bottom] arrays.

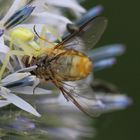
[[22, 48, 92, 81]]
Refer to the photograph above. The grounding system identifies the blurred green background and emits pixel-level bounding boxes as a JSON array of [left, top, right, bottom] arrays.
[[84, 0, 140, 140]]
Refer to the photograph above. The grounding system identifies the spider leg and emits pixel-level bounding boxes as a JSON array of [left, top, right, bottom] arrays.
[[0, 50, 27, 80], [33, 25, 55, 47]]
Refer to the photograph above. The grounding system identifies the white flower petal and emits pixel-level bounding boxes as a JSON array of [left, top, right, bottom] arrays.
[[88, 44, 126, 61], [29, 0, 47, 13], [1, 72, 31, 86], [0, 36, 14, 71], [94, 58, 116, 71], [28, 12, 72, 24], [46, 0, 86, 13], [0, 100, 11, 108], [0, 36, 9, 54], [11, 86, 52, 95], [1, 0, 28, 24], [23, 12, 72, 35], [0, 37, 14, 71], [16, 65, 37, 73], [31, 0, 86, 15], [0, 87, 41, 117], [96, 93, 132, 112]]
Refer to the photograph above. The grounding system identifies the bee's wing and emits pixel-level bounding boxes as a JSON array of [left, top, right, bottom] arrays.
[[62, 80, 104, 117], [62, 87, 104, 117], [62, 37, 85, 51], [73, 94, 104, 117], [62, 16, 108, 51], [64, 75, 95, 99]]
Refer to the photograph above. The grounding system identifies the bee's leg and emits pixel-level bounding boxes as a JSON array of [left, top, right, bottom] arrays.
[[59, 86, 70, 102], [49, 77, 69, 101], [48, 67, 70, 102], [0, 50, 26, 80], [50, 75, 97, 117], [50, 75, 93, 117]]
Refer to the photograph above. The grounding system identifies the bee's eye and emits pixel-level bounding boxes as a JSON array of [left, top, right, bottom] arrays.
[[66, 23, 79, 33], [10, 27, 34, 42]]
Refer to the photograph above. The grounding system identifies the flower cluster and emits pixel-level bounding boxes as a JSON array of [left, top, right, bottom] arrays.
[[0, 0, 132, 139]]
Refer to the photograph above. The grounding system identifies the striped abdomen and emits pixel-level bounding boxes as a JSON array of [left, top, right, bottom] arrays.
[[22, 49, 92, 81]]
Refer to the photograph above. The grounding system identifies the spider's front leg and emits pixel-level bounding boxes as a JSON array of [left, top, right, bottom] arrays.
[[0, 27, 41, 80], [0, 50, 28, 80], [0, 25, 58, 80]]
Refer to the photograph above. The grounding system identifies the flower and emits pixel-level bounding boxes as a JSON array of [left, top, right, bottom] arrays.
[[0, 1, 132, 140], [0, 68, 41, 117], [0, 2, 35, 36]]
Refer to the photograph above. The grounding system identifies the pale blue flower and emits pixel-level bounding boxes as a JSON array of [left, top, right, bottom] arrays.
[[0, 1, 132, 140]]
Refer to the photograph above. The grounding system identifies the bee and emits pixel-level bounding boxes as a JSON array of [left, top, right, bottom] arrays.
[[1, 16, 107, 117]]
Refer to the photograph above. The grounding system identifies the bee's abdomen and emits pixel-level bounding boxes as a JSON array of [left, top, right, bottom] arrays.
[[22, 50, 92, 81], [70, 55, 92, 79], [54, 50, 92, 81]]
